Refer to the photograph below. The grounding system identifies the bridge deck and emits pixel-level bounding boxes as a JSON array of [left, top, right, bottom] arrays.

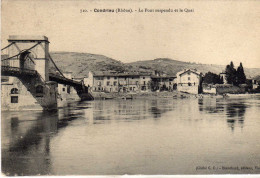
[[1, 66, 38, 77], [1, 66, 82, 87], [49, 73, 82, 87]]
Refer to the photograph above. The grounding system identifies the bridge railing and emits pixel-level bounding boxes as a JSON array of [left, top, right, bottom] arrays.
[[1, 66, 38, 76]]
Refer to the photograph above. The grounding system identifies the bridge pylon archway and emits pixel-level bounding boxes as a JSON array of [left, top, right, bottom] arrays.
[[7, 36, 50, 81]]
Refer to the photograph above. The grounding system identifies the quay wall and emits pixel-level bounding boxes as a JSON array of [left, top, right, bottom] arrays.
[[215, 84, 246, 94], [202, 84, 217, 94], [1, 76, 57, 111], [177, 85, 199, 94]]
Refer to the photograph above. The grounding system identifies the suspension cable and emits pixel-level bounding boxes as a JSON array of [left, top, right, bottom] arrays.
[[1, 42, 15, 51], [1, 42, 41, 61], [47, 53, 66, 78], [24, 53, 35, 64]]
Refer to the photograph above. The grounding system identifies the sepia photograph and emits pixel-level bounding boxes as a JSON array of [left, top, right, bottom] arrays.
[[1, 0, 260, 176]]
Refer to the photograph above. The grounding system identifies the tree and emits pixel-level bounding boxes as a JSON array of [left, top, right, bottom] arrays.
[[236, 62, 246, 85], [203, 72, 222, 84], [225, 61, 237, 85]]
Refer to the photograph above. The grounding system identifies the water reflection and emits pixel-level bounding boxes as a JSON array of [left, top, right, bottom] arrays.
[[198, 98, 225, 114], [226, 102, 247, 131], [198, 98, 248, 131], [2, 111, 57, 175], [1, 102, 86, 176], [2, 97, 260, 175], [90, 99, 175, 123]]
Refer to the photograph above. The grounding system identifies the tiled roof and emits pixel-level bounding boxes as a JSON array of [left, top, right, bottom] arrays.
[[177, 69, 201, 76], [151, 75, 176, 79], [91, 71, 152, 77]]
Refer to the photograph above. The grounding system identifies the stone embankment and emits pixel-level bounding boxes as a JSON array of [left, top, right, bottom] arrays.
[[91, 91, 197, 100]]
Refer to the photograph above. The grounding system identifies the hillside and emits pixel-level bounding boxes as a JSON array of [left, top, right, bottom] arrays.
[[50, 52, 128, 77], [128, 58, 260, 78], [50, 52, 260, 78], [127, 58, 223, 76]]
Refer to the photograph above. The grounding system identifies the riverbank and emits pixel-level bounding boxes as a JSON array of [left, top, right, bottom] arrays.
[[90, 91, 260, 100], [90, 91, 197, 100]]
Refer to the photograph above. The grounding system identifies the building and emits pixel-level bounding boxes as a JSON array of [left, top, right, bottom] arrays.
[[58, 72, 73, 95], [150, 71, 176, 91], [252, 79, 260, 89], [57, 72, 81, 104], [85, 71, 152, 93], [176, 69, 202, 94], [219, 72, 228, 84]]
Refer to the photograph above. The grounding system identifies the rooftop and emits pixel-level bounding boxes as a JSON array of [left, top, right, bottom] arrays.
[[8, 35, 49, 42], [91, 71, 152, 77], [177, 68, 201, 76]]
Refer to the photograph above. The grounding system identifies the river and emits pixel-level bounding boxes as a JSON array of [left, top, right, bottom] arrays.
[[1, 97, 260, 175]]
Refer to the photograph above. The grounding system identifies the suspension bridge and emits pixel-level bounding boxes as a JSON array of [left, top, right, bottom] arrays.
[[1, 35, 93, 110]]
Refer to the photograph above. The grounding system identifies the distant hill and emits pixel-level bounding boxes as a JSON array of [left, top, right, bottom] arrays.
[[49, 52, 260, 78], [127, 58, 260, 78], [49, 52, 128, 77], [253, 75, 260, 82]]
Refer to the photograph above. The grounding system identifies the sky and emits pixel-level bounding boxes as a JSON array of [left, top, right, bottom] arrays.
[[1, 0, 260, 68]]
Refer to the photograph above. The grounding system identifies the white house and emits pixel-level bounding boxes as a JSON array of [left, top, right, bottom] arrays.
[[219, 72, 228, 84], [176, 69, 202, 94]]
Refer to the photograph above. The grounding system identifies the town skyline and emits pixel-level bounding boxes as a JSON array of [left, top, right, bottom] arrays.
[[2, 0, 260, 68]]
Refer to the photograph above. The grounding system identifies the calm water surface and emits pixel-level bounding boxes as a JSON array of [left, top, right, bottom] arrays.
[[2, 97, 260, 175]]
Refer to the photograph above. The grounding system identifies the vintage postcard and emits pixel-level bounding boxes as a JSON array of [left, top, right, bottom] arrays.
[[1, 0, 260, 176]]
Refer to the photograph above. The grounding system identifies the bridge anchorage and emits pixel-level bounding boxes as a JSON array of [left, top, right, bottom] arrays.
[[1, 35, 93, 111]]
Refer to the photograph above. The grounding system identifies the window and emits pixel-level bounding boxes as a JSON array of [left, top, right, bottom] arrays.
[[10, 88, 19, 94], [36, 85, 44, 94], [143, 81, 146, 85], [114, 81, 117, 86], [62, 88, 66, 92], [188, 82, 192, 86], [114, 77, 117, 79], [143, 77, 145, 79], [67, 86, 71, 94], [107, 81, 110, 86], [107, 77, 110, 80], [11, 96, 18, 103], [188, 77, 190, 81], [130, 87, 132, 91]]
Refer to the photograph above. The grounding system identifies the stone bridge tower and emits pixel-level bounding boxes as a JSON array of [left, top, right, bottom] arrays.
[[2, 36, 57, 111], [8, 35, 50, 81]]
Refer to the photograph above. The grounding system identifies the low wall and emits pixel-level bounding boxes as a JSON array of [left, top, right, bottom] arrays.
[[215, 84, 246, 94], [1, 77, 57, 111], [177, 85, 198, 94], [203, 86, 217, 94]]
